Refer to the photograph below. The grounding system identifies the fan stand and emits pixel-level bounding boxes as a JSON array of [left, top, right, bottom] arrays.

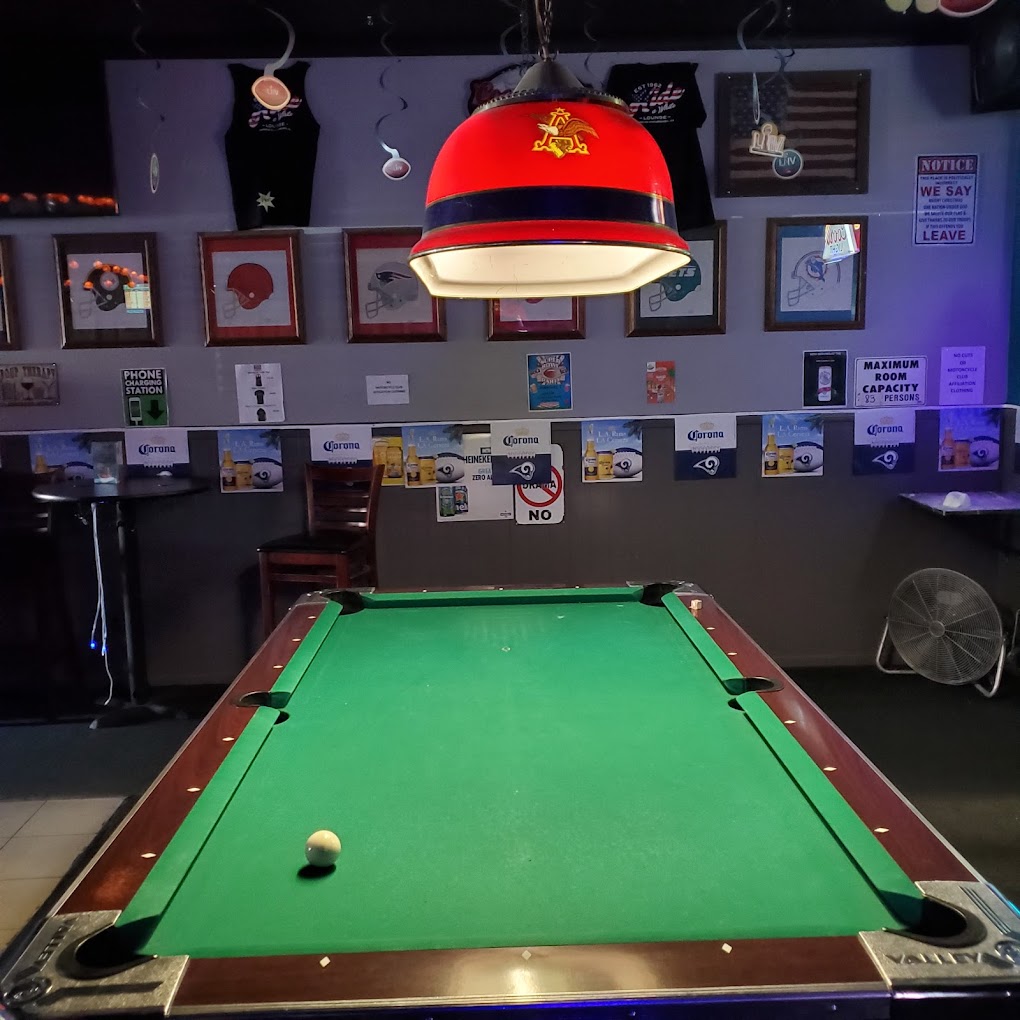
[[876, 620, 1007, 698]]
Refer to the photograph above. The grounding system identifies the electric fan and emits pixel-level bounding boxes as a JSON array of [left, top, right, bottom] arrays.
[[876, 568, 1007, 697]]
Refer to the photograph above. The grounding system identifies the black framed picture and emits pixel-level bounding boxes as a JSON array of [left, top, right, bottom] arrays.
[[0, 236, 19, 350], [716, 71, 870, 198], [626, 222, 726, 337]]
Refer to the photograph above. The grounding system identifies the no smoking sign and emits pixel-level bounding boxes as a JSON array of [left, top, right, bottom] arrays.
[[514, 445, 564, 525]]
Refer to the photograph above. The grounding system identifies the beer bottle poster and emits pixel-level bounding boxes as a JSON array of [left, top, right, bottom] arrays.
[[435, 433, 514, 523], [217, 429, 283, 493], [125, 428, 191, 478], [371, 427, 405, 486], [581, 420, 643, 482], [803, 351, 847, 408], [937, 407, 1000, 473], [762, 413, 824, 478], [490, 420, 552, 486], [28, 432, 95, 480], [400, 424, 465, 489], [674, 414, 737, 480], [309, 426, 373, 466], [852, 410, 915, 476]]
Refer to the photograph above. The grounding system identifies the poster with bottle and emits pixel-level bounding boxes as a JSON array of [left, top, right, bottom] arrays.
[[370, 427, 405, 486], [937, 407, 1000, 473], [527, 352, 572, 411], [217, 429, 283, 493], [761, 414, 824, 478], [309, 426, 373, 466], [580, 420, 643, 482], [435, 433, 514, 522], [400, 424, 465, 488], [803, 351, 847, 407], [852, 410, 915, 476], [235, 362, 285, 423], [674, 414, 737, 480], [28, 432, 95, 480], [646, 361, 676, 404], [125, 428, 191, 478], [490, 420, 552, 486]]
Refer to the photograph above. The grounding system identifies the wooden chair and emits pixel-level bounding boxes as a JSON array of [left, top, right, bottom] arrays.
[[258, 464, 383, 638]]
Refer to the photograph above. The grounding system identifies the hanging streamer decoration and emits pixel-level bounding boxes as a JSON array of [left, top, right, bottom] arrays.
[[132, 1, 166, 195], [375, 4, 412, 180], [737, 1, 801, 178], [252, 8, 296, 110], [467, 1, 529, 115]]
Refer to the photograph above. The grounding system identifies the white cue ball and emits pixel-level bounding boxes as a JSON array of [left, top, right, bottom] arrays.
[[305, 830, 341, 867]]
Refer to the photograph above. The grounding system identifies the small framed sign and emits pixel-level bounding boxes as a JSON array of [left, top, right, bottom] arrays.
[[488, 297, 585, 341], [343, 228, 445, 343], [199, 231, 305, 346], [626, 222, 726, 337], [54, 233, 163, 348], [0, 236, 20, 351], [0, 363, 60, 407]]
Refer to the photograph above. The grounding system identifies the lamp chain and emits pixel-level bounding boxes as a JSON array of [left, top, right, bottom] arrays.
[[533, 0, 553, 61]]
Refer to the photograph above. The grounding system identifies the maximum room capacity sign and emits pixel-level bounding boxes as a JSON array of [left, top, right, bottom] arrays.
[[914, 154, 978, 246]]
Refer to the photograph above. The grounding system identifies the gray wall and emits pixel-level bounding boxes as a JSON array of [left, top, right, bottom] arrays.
[[0, 47, 1016, 685]]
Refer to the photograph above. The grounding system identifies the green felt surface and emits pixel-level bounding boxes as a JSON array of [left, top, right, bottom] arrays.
[[125, 588, 921, 958]]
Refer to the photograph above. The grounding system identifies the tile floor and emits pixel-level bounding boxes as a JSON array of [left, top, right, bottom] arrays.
[[0, 797, 122, 950]]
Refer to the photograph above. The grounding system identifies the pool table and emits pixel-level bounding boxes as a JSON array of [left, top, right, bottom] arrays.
[[3, 584, 1018, 1019]]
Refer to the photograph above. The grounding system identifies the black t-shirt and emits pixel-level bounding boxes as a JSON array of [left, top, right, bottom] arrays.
[[224, 61, 321, 230], [605, 62, 715, 231]]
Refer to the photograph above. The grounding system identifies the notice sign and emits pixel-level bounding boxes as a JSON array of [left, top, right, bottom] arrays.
[[854, 356, 926, 407], [515, 445, 565, 525], [914, 155, 978, 246], [122, 368, 168, 426], [939, 346, 985, 406]]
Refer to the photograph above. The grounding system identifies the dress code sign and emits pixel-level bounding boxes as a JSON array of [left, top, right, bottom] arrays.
[[913, 155, 978, 246]]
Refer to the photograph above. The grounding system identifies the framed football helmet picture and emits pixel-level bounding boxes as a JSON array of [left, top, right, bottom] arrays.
[[626, 222, 726, 337], [54, 233, 163, 348], [765, 217, 868, 331], [199, 231, 305, 346], [343, 228, 446, 343]]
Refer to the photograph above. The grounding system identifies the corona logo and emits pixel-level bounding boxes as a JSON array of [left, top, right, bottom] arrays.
[[533, 108, 598, 158]]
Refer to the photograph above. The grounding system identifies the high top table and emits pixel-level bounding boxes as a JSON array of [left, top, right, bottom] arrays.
[[33, 477, 207, 726]]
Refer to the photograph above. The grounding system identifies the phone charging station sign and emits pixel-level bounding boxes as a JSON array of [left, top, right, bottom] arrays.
[[515, 445, 564, 525]]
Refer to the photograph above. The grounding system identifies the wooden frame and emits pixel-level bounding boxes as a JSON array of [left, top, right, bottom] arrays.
[[0, 236, 20, 350], [765, 217, 868, 332], [626, 222, 727, 337], [487, 297, 585, 341], [716, 70, 871, 198], [54, 233, 162, 348], [199, 231, 305, 347], [343, 228, 445, 343]]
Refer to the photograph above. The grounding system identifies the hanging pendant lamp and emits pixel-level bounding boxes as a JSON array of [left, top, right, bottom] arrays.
[[409, 1, 690, 299]]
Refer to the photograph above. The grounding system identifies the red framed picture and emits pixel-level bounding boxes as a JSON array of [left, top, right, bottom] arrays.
[[199, 231, 304, 346], [487, 296, 585, 341], [343, 228, 445, 343]]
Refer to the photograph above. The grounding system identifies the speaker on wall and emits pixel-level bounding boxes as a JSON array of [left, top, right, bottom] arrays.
[[972, 4, 1020, 112]]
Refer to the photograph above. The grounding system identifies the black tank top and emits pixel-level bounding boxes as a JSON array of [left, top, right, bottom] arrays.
[[224, 61, 320, 230]]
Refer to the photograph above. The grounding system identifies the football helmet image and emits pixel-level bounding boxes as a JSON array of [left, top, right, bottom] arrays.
[[787, 250, 841, 308], [647, 259, 702, 312], [82, 263, 133, 313], [220, 263, 274, 321], [365, 262, 419, 318]]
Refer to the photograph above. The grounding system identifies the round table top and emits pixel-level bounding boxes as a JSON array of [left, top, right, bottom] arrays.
[[33, 477, 208, 504]]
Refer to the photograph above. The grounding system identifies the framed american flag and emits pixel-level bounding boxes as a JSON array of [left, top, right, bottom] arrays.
[[715, 71, 870, 198]]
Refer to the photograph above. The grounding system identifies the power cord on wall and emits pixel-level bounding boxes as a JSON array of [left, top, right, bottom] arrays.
[[89, 502, 115, 708]]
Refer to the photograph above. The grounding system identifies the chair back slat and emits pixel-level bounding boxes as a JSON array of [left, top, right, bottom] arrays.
[[0, 473, 53, 536], [305, 464, 383, 539]]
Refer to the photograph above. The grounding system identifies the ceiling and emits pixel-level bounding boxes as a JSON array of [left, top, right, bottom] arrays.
[[4, 0, 985, 61]]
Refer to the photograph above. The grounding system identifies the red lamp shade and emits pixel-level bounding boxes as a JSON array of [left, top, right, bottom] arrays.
[[409, 62, 690, 299]]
